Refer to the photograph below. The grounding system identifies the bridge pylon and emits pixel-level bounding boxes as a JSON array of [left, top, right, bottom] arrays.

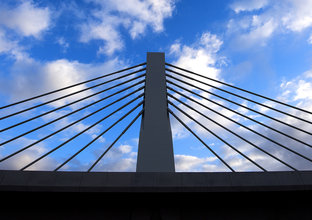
[[136, 52, 175, 172]]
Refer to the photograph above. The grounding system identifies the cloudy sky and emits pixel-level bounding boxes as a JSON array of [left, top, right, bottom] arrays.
[[1, 0, 312, 172]]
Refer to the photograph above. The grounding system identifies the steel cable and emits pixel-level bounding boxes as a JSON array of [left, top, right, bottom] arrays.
[[0, 62, 146, 110], [166, 69, 312, 125], [0, 93, 144, 162], [0, 77, 145, 132], [166, 63, 312, 115], [1, 68, 146, 120]]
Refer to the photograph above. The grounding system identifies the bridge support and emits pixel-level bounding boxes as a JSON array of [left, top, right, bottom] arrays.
[[136, 52, 175, 172]]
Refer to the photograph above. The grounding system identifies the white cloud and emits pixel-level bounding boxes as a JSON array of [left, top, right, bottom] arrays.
[[278, 70, 312, 110], [174, 154, 219, 172], [0, 28, 29, 61], [169, 31, 224, 97], [0, 28, 19, 55], [91, 144, 137, 171], [170, 115, 189, 140], [238, 18, 276, 47], [255, 100, 277, 114], [228, 0, 312, 49], [236, 100, 249, 114], [0, 57, 125, 108], [0, 137, 56, 170], [170, 32, 223, 78], [168, 32, 235, 140], [80, 15, 124, 55], [129, 21, 146, 39], [0, 1, 51, 38], [281, 0, 312, 32], [102, 0, 174, 34], [56, 37, 69, 52], [0, 1, 51, 61], [106, 144, 133, 159], [230, 0, 269, 14], [80, 0, 176, 55]]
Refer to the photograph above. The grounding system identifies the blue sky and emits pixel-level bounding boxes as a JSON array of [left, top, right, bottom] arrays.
[[1, 0, 312, 172]]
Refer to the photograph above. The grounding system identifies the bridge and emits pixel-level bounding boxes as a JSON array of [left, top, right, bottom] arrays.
[[1, 52, 312, 219]]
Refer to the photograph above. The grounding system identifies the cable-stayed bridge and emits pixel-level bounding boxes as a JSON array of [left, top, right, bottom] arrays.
[[1, 52, 312, 219]]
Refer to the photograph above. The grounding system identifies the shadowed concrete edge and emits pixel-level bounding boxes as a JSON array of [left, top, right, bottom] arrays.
[[1, 170, 312, 192]]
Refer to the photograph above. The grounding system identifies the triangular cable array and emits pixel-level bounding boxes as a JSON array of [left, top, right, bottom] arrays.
[[0, 63, 146, 171], [1, 59, 312, 172], [166, 63, 312, 172]]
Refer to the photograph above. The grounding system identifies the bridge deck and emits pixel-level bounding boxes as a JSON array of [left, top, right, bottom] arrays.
[[1, 170, 312, 219], [1, 170, 312, 192]]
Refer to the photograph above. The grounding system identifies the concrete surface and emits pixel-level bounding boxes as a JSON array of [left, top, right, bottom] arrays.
[[1, 170, 312, 192]]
